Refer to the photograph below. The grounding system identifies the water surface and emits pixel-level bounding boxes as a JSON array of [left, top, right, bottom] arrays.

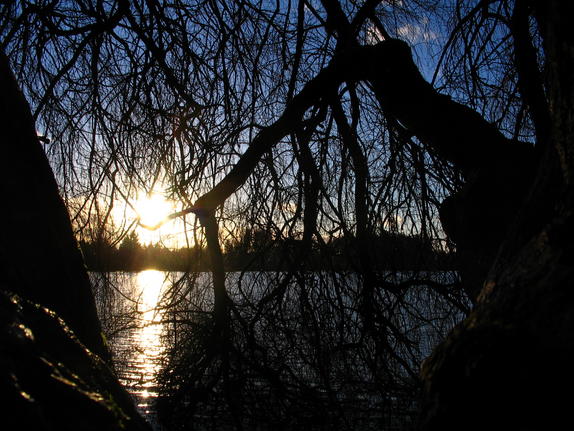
[[91, 270, 174, 428], [91, 269, 465, 429]]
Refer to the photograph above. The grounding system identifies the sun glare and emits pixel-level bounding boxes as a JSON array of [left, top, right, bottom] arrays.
[[135, 193, 174, 228]]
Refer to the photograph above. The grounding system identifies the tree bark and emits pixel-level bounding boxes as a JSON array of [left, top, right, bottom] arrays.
[[419, 1, 574, 428], [0, 52, 109, 361]]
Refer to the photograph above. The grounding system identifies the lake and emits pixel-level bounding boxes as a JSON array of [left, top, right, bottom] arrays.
[[90, 270, 178, 429], [90, 270, 465, 430]]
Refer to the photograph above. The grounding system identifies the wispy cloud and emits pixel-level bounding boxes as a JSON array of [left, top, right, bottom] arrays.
[[397, 21, 438, 44]]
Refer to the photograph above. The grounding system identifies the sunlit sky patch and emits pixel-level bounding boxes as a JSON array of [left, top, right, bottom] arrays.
[[106, 189, 191, 249], [135, 192, 174, 229]]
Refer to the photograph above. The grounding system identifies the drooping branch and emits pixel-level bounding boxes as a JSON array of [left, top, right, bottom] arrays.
[[158, 53, 349, 220], [511, 0, 551, 148], [200, 212, 229, 345], [151, 38, 535, 293]]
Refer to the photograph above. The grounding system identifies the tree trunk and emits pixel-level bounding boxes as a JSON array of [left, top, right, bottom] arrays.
[[419, 1, 574, 428], [0, 52, 109, 361]]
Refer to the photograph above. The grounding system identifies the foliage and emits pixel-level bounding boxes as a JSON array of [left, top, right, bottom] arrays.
[[80, 228, 451, 272], [80, 236, 207, 272]]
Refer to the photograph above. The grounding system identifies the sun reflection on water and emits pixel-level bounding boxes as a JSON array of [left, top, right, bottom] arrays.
[[138, 270, 164, 322], [125, 270, 168, 419]]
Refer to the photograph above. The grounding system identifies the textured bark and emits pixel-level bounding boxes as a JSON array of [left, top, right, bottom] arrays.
[[0, 52, 109, 361], [0, 291, 151, 430]]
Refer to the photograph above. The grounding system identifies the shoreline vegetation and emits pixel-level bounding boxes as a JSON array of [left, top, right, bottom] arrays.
[[80, 229, 455, 272]]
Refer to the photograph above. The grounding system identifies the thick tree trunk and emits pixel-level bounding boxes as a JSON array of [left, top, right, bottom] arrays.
[[0, 52, 154, 430], [419, 1, 574, 429], [0, 52, 109, 361]]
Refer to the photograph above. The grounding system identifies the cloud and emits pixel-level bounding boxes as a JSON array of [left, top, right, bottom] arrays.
[[396, 22, 438, 44]]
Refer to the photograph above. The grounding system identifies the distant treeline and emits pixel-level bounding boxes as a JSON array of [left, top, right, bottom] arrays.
[[79, 231, 204, 272], [80, 229, 454, 272]]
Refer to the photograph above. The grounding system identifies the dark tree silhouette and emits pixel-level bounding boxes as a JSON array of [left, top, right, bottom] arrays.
[[420, 2, 574, 429], [0, 51, 151, 430], [2, 0, 573, 429], [0, 52, 108, 360]]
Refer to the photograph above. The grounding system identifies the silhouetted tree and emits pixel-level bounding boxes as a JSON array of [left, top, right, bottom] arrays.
[[0, 48, 150, 431], [0, 52, 109, 360], [3, 0, 574, 429]]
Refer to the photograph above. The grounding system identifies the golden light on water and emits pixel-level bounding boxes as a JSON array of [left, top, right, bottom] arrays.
[[130, 270, 167, 408], [138, 270, 164, 321]]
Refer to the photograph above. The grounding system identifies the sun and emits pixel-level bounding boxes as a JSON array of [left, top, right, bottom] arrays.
[[135, 192, 174, 229], [129, 190, 187, 248]]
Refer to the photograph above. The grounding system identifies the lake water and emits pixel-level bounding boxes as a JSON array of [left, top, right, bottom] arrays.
[[91, 270, 177, 429], [90, 270, 465, 430]]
